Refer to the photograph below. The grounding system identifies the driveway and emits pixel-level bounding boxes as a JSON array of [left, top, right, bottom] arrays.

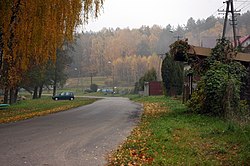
[[0, 97, 142, 166]]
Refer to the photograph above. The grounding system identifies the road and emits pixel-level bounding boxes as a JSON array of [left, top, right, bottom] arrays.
[[0, 97, 142, 166]]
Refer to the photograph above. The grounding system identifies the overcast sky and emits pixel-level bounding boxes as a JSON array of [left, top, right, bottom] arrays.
[[81, 0, 250, 32]]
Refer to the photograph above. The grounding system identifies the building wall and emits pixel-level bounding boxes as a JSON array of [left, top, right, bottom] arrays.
[[149, 81, 163, 96], [144, 81, 163, 96], [242, 38, 250, 48]]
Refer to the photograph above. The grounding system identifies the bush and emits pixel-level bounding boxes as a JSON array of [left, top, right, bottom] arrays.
[[84, 89, 93, 93], [186, 80, 205, 113], [138, 68, 157, 91], [187, 38, 248, 118]]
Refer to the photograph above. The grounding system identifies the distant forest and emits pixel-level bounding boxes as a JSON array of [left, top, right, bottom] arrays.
[[68, 11, 250, 86]]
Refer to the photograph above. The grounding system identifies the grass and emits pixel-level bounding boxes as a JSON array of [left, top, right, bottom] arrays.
[[66, 76, 134, 88], [66, 76, 108, 88], [17, 75, 135, 97], [0, 97, 98, 123], [108, 96, 250, 165], [65, 76, 135, 94]]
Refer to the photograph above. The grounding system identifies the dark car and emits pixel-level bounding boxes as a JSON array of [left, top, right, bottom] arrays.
[[52, 92, 75, 101]]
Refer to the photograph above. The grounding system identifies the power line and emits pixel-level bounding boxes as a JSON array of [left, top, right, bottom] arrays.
[[212, 4, 226, 16], [235, 0, 250, 2], [235, 0, 250, 9], [235, 2, 246, 9], [234, 0, 250, 11], [241, 2, 250, 10]]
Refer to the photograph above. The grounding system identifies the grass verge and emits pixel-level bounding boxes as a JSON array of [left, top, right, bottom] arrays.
[[108, 96, 250, 165], [0, 97, 98, 124]]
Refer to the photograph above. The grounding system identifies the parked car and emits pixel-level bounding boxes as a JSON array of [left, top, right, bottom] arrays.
[[52, 92, 75, 101]]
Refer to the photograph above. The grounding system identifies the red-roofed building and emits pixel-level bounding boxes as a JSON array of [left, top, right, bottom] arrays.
[[239, 35, 250, 52]]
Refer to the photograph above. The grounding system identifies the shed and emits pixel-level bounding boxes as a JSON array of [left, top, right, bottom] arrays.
[[144, 81, 163, 96]]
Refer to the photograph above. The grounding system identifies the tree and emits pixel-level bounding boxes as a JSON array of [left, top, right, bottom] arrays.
[[65, 12, 250, 89], [186, 17, 196, 31], [138, 68, 157, 91], [0, 0, 104, 104], [161, 54, 183, 96], [52, 48, 73, 96], [21, 47, 72, 98], [136, 40, 151, 56], [156, 28, 173, 54]]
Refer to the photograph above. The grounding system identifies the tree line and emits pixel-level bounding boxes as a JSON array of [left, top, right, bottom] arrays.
[[1, 0, 249, 104], [69, 11, 250, 86]]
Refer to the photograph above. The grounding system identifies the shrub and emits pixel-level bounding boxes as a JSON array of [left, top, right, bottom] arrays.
[[186, 80, 205, 113], [187, 38, 248, 117], [138, 68, 157, 91]]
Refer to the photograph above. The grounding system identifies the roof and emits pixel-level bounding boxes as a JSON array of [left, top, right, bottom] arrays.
[[187, 46, 250, 62], [239, 35, 250, 45]]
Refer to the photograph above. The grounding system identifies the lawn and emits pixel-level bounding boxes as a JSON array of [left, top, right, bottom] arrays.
[[108, 96, 250, 165], [0, 97, 98, 123]]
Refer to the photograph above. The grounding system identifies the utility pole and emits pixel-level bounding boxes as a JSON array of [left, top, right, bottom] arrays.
[[219, 0, 240, 47], [169, 30, 183, 41], [230, 0, 238, 47], [221, 1, 230, 39], [90, 73, 93, 85]]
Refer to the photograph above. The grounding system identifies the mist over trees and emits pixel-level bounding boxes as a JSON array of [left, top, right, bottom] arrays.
[[69, 11, 250, 87]]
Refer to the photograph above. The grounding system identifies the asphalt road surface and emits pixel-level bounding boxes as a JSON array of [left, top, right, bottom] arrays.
[[0, 97, 142, 166]]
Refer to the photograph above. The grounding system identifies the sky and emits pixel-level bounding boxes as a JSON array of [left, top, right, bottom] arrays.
[[80, 0, 250, 32]]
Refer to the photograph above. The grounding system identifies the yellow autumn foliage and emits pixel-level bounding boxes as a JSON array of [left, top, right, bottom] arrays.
[[0, 0, 104, 88], [143, 102, 170, 116], [0, 105, 73, 123]]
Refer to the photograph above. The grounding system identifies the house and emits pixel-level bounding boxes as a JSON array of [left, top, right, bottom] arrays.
[[239, 35, 250, 52]]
